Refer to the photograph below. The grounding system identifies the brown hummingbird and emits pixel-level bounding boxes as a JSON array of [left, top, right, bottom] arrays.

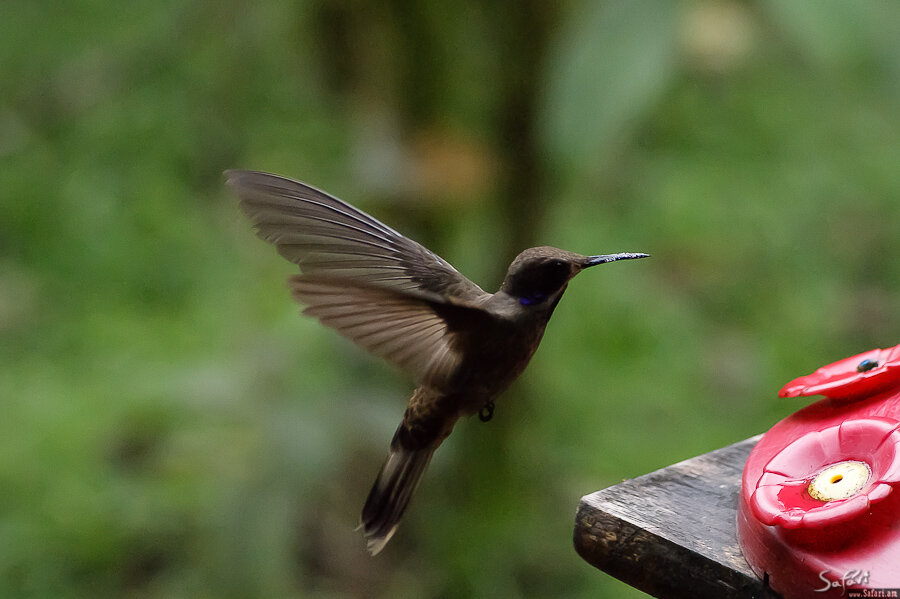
[[227, 170, 648, 554]]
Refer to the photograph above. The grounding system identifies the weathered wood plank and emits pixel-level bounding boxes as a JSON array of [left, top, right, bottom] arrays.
[[574, 436, 780, 598]]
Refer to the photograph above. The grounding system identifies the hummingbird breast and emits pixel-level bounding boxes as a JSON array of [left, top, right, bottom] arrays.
[[446, 311, 550, 417]]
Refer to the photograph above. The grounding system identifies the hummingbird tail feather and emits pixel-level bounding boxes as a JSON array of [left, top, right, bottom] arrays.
[[360, 443, 435, 555]]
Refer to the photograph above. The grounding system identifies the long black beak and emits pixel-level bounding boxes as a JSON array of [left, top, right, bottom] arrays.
[[583, 252, 650, 267]]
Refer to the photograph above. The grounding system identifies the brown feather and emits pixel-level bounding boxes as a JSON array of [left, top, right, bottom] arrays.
[[227, 170, 486, 297], [288, 275, 479, 387]]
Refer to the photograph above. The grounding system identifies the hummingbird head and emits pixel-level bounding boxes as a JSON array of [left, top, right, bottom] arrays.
[[500, 246, 649, 307]]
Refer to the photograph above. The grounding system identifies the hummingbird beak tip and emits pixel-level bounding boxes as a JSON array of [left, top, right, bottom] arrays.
[[584, 252, 650, 267]]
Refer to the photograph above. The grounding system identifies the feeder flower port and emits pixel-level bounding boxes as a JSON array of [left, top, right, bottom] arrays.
[[779, 344, 900, 400], [738, 342, 900, 597], [749, 417, 900, 529]]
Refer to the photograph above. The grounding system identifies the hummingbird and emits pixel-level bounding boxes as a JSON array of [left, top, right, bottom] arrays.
[[227, 170, 648, 555]]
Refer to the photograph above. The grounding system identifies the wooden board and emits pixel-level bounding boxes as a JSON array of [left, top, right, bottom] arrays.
[[574, 436, 781, 598]]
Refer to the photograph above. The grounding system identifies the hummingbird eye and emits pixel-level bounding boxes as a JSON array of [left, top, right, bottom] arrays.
[[507, 258, 573, 304]]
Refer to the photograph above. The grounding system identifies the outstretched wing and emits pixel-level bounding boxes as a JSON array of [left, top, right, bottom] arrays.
[[227, 170, 484, 297], [289, 276, 491, 386]]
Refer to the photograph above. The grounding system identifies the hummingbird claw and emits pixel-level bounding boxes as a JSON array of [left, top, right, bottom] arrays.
[[479, 400, 495, 422]]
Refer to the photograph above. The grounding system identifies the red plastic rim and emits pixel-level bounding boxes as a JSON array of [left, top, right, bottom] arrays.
[[749, 417, 900, 529], [779, 344, 900, 400]]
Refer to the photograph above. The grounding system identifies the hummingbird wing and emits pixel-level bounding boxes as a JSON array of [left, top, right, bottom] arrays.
[[288, 275, 490, 386], [227, 170, 484, 297]]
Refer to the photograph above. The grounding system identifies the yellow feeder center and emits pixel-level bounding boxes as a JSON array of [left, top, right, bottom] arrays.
[[808, 461, 871, 502]]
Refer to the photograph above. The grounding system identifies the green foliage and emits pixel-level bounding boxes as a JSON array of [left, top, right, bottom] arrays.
[[540, 0, 680, 174], [3, 1, 900, 597]]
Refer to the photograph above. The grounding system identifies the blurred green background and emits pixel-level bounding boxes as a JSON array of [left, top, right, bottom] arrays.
[[3, 1, 900, 597]]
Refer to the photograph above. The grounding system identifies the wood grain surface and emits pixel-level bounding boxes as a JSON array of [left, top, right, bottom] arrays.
[[574, 436, 781, 598]]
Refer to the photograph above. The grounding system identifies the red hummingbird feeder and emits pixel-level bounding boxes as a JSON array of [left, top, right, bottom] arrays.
[[738, 344, 900, 597]]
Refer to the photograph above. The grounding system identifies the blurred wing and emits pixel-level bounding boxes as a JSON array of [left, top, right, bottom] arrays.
[[289, 275, 489, 386], [227, 170, 484, 296]]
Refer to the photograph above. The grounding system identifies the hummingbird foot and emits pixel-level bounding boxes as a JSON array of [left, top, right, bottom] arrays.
[[478, 400, 495, 422]]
